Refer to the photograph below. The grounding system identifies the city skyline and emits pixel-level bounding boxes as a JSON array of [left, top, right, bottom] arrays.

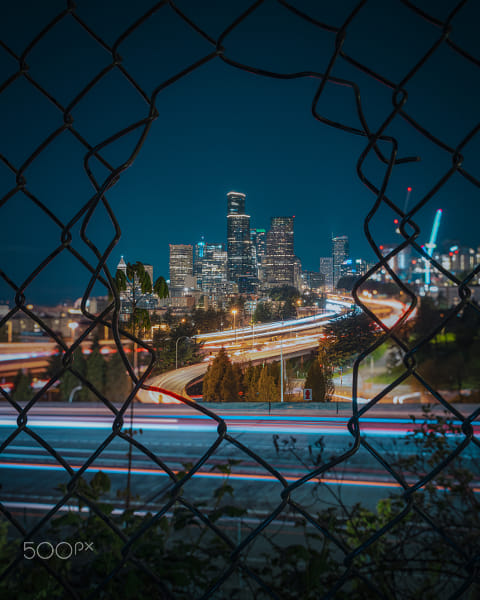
[[2, 1, 479, 306]]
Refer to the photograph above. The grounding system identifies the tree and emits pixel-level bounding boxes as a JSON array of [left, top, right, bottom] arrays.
[[115, 261, 169, 337], [256, 366, 279, 403], [336, 275, 360, 291], [202, 348, 240, 402], [104, 352, 131, 404], [277, 298, 297, 320], [268, 285, 299, 302], [323, 311, 379, 368], [253, 301, 273, 323], [11, 370, 33, 403], [59, 347, 86, 401], [191, 308, 226, 333], [83, 337, 107, 402], [304, 347, 334, 402]]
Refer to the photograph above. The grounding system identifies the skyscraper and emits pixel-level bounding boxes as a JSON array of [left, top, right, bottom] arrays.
[[226, 191, 255, 292], [250, 228, 266, 269], [332, 235, 349, 288], [194, 236, 206, 279], [319, 256, 333, 291], [264, 216, 296, 287], [169, 244, 193, 296], [197, 242, 228, 306]]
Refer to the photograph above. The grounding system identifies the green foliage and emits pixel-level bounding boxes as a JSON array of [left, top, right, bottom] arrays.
[[58, 347, 86, 401], [1, 411, 479, 599], [152, 321, 202, 375], [11, 370, 33, 402], [323, 311, 379, 368], [202, 348, 240, 402], [253, 301, 273, 323], [104, 352, 131, 403], [304, 347, 334, 402], [256, 366, 279, 403], [411, 300, 480, 394], [242, 363, 280, 402], [45, 346, 133, 403], [191, 308, 226, 334], [115, 261, 169, 336], [84, 337, 106, 401], [268, 285, 299, 301], [335, 274, 360, 291]]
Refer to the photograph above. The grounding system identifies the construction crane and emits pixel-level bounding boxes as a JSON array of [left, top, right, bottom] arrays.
[[423, 208, 443, 286]]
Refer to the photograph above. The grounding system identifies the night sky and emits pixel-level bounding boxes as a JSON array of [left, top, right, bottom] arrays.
[[1, 0, 479, 305]]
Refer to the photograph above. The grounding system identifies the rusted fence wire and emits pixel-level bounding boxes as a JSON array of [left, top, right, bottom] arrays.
[[1, 1, 479, 598]]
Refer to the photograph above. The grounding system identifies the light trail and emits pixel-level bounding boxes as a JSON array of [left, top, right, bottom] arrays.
[[1, 461, 478, 493], [0, 415, 477, 436]]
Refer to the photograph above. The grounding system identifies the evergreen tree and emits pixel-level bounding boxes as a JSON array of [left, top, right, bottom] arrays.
[[232, 363, 244, 399], [59, 347, 86, 402], [84, 337, 106, 401], [203, 348, 230, 401], [257, 367, 279, 403], [105, 352, 131, 404], [305, 347, 334, 402], [220, 363, 239, 402], [254, 302, 273, 323], [12, 370, 33, 403], [202, 348, 243, 402], [323, 311, 379, 368], [243, 363, 260, 402], [44, 344, 64, 380]]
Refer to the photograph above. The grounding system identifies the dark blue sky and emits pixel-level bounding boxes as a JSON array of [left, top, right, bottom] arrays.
[[1, 0, 479, 304]]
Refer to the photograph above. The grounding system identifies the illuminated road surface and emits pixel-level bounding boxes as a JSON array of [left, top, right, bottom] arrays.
[[138, 295, 414, 403], [1, 407, 479, 516]]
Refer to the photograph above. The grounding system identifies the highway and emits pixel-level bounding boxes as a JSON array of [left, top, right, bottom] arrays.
[[1, 405, 479, 521], [137, 295, 409, 403], [138, 298, 355, 402]]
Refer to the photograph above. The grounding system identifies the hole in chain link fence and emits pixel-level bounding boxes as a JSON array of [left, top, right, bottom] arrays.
[[1, 2, 480, 599]]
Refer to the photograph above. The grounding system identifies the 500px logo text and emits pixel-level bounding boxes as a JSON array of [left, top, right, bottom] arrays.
[[24, 541, 94, 560]]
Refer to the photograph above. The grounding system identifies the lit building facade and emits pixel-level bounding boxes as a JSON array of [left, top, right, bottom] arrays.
[[197, 242, 228, 306], [250, 228, 266, 271], [226, 191, 255, 293], [319, 256, 333, 291], [169, 244, 193, 296], [332, 235, 349, 288], [264, 216, 296, 287]]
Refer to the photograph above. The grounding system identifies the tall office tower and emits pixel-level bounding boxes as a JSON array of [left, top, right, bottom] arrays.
[[226, 191, 255, 292], [319, 257, 333, 291], [250, 228, 267, 269], [194, 236, 206, 279], [264, 216, 295, 287], [169, 244, 193, 296], [332, 235, 349, 289], [198, 243, 228, 306]]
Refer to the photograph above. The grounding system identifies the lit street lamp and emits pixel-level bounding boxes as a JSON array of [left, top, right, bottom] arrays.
[[231, 309, 238, 344], [67, 321, 79, 342]]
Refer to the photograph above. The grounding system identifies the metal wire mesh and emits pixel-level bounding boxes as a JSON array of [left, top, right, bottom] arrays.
[[0, 1, 479, 598]]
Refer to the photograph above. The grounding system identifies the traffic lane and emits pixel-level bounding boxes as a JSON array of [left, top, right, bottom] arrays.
[[1, 424, 478, 492], [2, 410, 478, 437], [3, 456, 478, 520]]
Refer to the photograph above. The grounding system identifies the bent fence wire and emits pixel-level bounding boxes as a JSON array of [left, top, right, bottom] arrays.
[[0, 1, 479, 598]]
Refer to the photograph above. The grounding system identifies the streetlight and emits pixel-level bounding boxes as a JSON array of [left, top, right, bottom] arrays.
[[67, 321, 79, 342], [175, 336, 190, 370], [231, 309, 238, 344]]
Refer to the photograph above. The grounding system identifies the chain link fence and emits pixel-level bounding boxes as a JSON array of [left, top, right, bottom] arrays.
[[1, 1, 479, 598]]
